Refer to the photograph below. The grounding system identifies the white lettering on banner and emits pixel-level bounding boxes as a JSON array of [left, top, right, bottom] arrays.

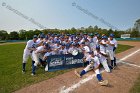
[[49, 58, 63, 67], [65, 57, 83, 65]]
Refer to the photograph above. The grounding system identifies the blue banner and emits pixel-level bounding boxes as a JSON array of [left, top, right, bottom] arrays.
[[47, 53, 84, 71]]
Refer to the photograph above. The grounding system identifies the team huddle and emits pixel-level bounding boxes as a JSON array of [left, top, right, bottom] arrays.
[[22, 32, 117, 86]]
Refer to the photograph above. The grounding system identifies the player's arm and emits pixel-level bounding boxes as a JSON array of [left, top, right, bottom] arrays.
[[99, 52, 108, 57], [28, 47, 36, 51], [36, 41, 44, 47], [107, 41, 115, 46], [27, 41, 37, 51]]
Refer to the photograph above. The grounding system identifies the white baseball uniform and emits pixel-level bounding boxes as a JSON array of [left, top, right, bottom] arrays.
[[22, 40, 36, 63], [94, 50, 110, 72]]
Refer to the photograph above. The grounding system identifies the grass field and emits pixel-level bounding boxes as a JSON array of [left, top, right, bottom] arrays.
[[130, 74, 140, 93], [0, 43, 133, 93]]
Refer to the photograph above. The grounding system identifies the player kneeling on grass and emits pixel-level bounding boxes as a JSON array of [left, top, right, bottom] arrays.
[[31, 43, 49, 76], [75, 51, 108, 86], [43, 48, 52, 71]]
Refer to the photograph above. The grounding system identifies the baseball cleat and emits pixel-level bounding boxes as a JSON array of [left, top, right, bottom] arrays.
[[74, 70, 81, 78], [99, 80, 108, 86], [22, 70, 25, 74], [31, 73, 35, 76]]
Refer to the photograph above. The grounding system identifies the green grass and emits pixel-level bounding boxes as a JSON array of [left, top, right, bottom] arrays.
[[130, 74, 140, 93], [116, 44, 134, 54], [0, 43, 133, 93]]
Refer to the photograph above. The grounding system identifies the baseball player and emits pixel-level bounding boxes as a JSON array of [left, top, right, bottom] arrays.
[[94, 45, 110, 73], [75, 51, 108, 86], [22, 35, 38, 73], [108, 34, 118, 69], [43, 48, 52, 71], [31, 43, 49, 75], [58, 43, 68, 54]]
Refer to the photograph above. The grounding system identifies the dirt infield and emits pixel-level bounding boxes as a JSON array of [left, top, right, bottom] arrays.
[[14, 41, 140, 93]]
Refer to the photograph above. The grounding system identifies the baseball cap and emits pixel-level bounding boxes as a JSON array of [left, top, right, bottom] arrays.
[[84, 32, 87, 35], [94, 32, 98, 35], [61, 43, 65, 46], [89, 33, 94, 36], [40, 34, 45, 38], [109, 33, 114, 37], [33, 35, 38, 38], [102, 35, 108, 39]]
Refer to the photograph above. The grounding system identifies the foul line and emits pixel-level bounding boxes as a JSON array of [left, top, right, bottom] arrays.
[[60, 49, 140, 93]]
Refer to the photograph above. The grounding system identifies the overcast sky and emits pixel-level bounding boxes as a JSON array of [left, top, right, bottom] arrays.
[[0, 0, 140, 32]]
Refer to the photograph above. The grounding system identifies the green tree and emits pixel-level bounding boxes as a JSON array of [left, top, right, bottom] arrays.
[[9, 31, 19, 40], [19, 29, 26, 40], [131, 28, 139, 37], [0, 30, 8, 40]]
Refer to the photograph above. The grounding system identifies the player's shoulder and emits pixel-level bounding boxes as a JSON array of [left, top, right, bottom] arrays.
[[100, 50, 106, 54], [93, 56, 99, 60], [27, 40, 34, 44]]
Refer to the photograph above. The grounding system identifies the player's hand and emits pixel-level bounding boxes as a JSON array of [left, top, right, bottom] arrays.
[[83, 58, 86, 62], [33, 48, 37, 51]]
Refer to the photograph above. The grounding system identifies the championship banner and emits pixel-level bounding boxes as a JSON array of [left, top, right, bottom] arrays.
[[46, 53, 84, 71]]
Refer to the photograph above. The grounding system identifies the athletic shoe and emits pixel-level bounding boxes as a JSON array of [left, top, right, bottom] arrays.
[[74, 70, 81, 78], [99, 80, 108, 86], [31, 73, 35, 76], [22, 70, 25, 74]]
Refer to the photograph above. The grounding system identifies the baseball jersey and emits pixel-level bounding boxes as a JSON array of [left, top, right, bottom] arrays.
[[59, 48, 68, 54], [108, 38, 118, 48], [100, 40, 107, 52], [83, 46, 90, 53], [107, 39, 115, 51], [24, 40, 37, 54], [44, 52, 52, 57], [94, 50, 107, 63]]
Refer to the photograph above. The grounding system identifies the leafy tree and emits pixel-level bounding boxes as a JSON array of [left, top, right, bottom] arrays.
[[19, 29, 26, 40], [131, 28, 139, 37], [9, 31, 19, 40], [0, 30, 8, 40]]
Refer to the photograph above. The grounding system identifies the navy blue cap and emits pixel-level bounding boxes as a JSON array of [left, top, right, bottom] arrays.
[[40, 34, 45, 38], [61, 43, 65, 46], [109, 33, 114, 37], [56, 40, 60, 44], [33, 35, 38, 38], [102, 35, 108, 39]]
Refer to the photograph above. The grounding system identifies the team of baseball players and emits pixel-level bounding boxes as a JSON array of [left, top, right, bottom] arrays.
[[22, 32, 117, 86]]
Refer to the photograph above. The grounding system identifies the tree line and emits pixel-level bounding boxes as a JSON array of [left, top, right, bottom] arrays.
[[0, 25, 139, 40]]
